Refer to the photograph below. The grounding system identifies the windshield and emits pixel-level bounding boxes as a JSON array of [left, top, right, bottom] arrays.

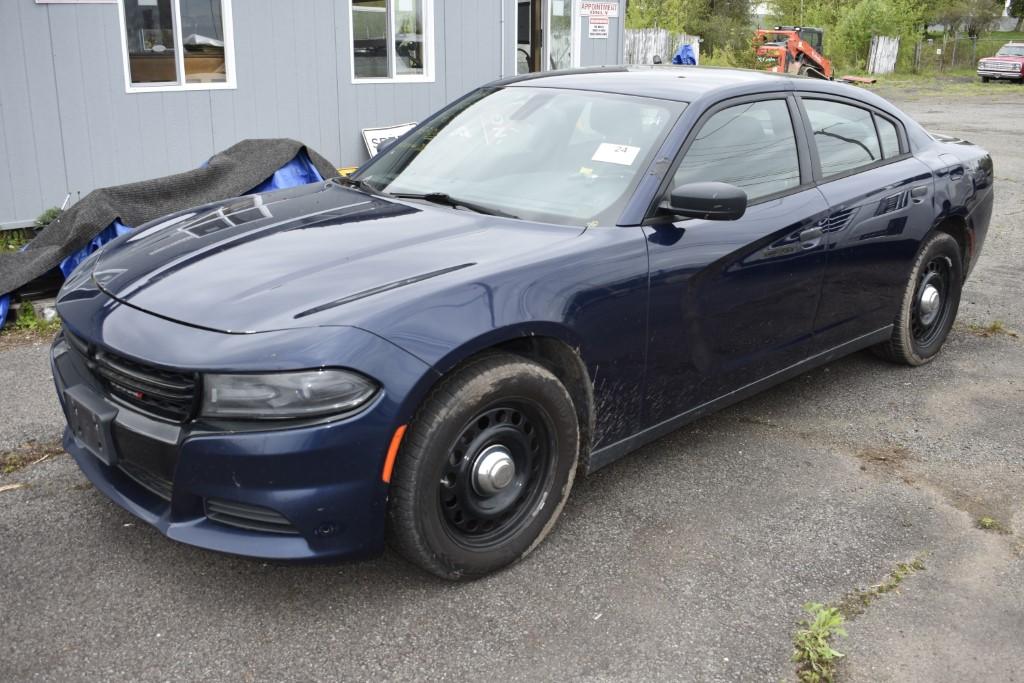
[[355, 86, 683, 226], [997, 45, 1024, 57]]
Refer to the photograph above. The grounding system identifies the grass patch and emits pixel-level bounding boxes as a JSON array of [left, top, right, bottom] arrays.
[[977, 516, 1007, 533], [8, 300, 61, 335], [792, 602, 847, 683], [1, 300, 62, 350], [1, 439, 64, 475], [854, 71, 1024, 99]]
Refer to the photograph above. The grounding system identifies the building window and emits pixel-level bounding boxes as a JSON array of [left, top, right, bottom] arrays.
[[350, 0, 434, 82], [117, 0, 235, 92]]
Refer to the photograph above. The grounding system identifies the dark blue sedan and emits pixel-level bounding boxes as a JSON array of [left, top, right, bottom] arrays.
[[52, 67, 993, 579]]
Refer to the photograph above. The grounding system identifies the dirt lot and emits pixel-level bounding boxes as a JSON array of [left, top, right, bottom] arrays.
[[1, 80, 1022, 682]]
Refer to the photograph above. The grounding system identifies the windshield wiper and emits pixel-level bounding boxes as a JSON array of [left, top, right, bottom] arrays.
[[389, 192, 518, 219], [334, 176, 384, 196]]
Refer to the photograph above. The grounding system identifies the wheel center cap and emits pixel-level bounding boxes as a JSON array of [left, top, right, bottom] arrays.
[[472, 445, 515, 495], [919, 284, 941, 324]]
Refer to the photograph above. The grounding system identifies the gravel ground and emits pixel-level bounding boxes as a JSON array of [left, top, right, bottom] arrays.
[[1, 83, 1022, 682]]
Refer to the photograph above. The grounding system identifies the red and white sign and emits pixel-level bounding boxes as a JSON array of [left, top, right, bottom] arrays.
[[579, 1, 619, 18], [588, 15, 610, 39]]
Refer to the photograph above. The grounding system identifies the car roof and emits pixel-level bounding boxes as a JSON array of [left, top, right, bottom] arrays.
[[499, 65, 884, 108]]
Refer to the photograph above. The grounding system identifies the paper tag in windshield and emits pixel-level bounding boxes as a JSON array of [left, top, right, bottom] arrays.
[[592, 143, 640, 166]]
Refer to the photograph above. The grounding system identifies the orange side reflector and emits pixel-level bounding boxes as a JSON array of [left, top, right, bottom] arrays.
[[381, 424, 407, 483]]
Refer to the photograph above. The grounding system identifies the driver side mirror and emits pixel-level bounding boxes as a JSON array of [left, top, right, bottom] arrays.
[[665, 182, 747, 221]]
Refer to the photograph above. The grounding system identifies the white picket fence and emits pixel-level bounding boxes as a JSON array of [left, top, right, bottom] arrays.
[[868, 36, 900, 74], [624, 28, 700, 66]]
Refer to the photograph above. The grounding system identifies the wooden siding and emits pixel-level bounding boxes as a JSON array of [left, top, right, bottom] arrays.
[[0, 0, 619, 224]]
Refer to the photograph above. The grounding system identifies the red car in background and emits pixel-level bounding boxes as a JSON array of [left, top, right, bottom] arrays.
[[978, 42, 1024, 82]]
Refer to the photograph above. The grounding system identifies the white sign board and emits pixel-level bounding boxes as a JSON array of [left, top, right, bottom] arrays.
[[579, 1, 619, 17], [362, 122, 417, 157], [588, 16, 609, 39]]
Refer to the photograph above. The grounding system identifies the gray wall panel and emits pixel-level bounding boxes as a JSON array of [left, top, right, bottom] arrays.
[[17, 1, 68, 215], [1, 0, 621, 223], [1, 0, 46, 220]]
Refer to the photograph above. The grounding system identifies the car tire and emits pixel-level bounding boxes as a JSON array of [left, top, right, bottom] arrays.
[[873, 232, 963, 366], [981, 76, 990, 83], [387, 352, 579, 580]]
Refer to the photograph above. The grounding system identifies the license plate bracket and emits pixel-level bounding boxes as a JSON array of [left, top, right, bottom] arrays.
[[64, 385, 119, 466]]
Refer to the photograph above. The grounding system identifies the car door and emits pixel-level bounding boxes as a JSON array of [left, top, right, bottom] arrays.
[[796, 95, 938, 350], [642, 94, 832, 428]]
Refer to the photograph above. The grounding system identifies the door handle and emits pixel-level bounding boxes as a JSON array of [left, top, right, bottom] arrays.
[[799, 226, 823, 243]]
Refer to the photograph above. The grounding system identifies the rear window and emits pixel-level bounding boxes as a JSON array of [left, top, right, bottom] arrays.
[[875, 115, 901, 158], [803, 98, 882, 178]]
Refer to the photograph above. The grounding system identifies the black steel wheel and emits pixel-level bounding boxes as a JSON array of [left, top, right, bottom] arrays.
[[438, 403, 555, 549], [873, 231, 963, 366], [388, 353, 579, 579]]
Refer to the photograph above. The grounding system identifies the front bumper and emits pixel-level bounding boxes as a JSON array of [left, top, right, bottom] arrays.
[[50, 315, 434, 561], [977, 69, 1023, 80]]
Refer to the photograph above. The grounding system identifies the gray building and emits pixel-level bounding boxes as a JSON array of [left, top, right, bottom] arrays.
[[0, 0, 625, 226]]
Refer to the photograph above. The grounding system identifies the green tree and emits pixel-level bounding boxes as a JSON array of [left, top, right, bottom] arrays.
[[1011, 0, 1024, 31], [626, 0, 753, 56], [830, 0, 924, 67], [930, 0, 1003, 35]]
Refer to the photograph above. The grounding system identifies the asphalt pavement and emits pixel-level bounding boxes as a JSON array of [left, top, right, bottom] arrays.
[[1, 83, 1022, 682]]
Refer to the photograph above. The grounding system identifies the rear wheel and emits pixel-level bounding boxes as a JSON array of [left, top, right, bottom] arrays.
[[873, 232, 963, 366], [387, 353, 579, 579]]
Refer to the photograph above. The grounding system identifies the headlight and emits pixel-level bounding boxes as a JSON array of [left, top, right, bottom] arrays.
[[201, 369, 378, 419]]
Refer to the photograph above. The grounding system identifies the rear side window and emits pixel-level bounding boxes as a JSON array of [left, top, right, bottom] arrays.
[[803, 99, 882, 178], [673, 99, 800, 202], [875, 115, 901, 158]]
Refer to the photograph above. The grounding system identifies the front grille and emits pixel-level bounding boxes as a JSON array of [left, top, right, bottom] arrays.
[[65, 329, 198, 422], [119, 460, 173, 501], [981, 60, 1020, 72], [205, 499, 300, 535]]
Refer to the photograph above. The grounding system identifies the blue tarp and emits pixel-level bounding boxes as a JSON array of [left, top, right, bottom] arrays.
[[672, 44, 697, 65], [0, 151, 324, 329]]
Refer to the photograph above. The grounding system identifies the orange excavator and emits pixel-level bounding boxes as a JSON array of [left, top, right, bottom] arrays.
[[754, 26, 833, 79]]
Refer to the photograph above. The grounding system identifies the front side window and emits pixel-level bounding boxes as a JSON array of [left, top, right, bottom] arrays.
[[356, 87, 683, 226], [119, 0, 234, 91], [352, 0, 434, 81], [672, 99, 801, 202], [803, 99, 882, 178]]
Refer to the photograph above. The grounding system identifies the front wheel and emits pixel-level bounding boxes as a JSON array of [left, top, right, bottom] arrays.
[[981, 76, 990, 83], [387, 353, 579, 579], [873, 232, 963, 366]]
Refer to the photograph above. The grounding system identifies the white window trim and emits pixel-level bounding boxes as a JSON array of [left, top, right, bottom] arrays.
[[116, 0, 236, 94], [348, 0, 435, 84]]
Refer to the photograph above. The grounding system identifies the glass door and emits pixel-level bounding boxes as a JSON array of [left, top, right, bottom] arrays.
[[516, 0, 577, 74], [545, 0, 573, 70]]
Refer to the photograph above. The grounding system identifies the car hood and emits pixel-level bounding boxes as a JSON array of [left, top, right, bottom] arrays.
[[980, 54, 1024, 63], [90, 182, 582, 333]]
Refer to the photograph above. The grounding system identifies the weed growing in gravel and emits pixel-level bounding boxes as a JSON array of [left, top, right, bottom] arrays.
[[966, 320, 1018, 339], [792, 602, 847, 683], [1, 440, 64, 475], [793, 556, 928, 681], [836, 556, 927, 618]]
